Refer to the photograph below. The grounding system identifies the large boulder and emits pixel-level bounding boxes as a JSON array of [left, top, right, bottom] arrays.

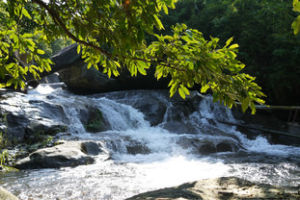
[[14, 141, 106, 169], [52, 45, 168, 94], [127, 177, 300, 200], [59, 60, 121, 94], [0, 187, 19, 200], [0, 93, 68, 145], [59, 62, 168, 94]]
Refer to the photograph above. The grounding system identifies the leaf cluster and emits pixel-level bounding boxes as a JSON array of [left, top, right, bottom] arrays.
[[292, 0, 300, 35], [146, 24, 264, 113], [0, 0, 53, 89], [0, 0, 265, 113], [161, 0, 300, 106]]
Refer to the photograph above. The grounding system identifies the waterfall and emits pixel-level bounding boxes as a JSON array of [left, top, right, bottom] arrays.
[[1, 85, 300, 200]]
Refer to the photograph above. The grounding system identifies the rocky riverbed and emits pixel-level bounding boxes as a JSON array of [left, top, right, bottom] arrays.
[[0, 84, 299, 200]]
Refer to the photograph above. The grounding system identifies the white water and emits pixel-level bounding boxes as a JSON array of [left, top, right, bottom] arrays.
[[1, 84, 300, 200]]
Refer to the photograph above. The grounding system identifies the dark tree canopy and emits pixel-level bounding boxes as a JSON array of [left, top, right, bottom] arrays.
[[160, 0, 300, 106], [0, 0, 265, 113]]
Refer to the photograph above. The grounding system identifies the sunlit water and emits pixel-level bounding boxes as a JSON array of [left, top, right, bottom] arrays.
[[1, 84, 300, 200]]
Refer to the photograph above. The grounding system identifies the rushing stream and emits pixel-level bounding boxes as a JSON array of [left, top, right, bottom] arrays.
[[1, 83, 300, 200]]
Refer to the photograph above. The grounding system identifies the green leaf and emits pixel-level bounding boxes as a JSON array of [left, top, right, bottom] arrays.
[[22, 33, 33, 38], [112, 69, 120, 77], [37, 49, 45, 55], [22, 8, 32, 20], [225, 37, 233, 47], [241, 98, 249, 113], [250, 102, 256, 115], [162, 4, 168, 14], [180, 84, 190, 96], [292, 16, 300, 35], [170, 82, 178, 97], [229, 44, 239, 49], [200, 84, 210, 93], [178, 87, 186, 99], [153, 15, 164, 30], [293, 0, 300, 12], [107, 68, 112, 78], [87, 62, 92, 69], [136, 60, 148, 75], [77, 45, 81, 54]]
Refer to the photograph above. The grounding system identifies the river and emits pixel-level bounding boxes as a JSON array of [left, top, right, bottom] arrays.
[[0, 83, 299, 200]]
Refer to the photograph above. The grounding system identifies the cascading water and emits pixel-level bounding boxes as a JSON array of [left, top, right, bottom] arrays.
[[1, 84, 300, 200]]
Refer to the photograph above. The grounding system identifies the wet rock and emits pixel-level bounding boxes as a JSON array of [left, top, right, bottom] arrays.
[[98, 90, 170, 126], [161, 121, 198, 134], [80, 141, 103, 155], [231, 107, 300, 146], [59, 60, 121, 94], [216, 141, 237, 152], [55, 45, 169, 94], [40, 73, 60, 84], [160, 93, 204, 133], [0, 187, 19, 200], [126, 141, 151, 155], [127, 177, 300, 200], [79, 106, 110, 133], [0, 94, 68, 145], [15, 141, 96, 169], [25, 121, 67, 144], [131, 94, 167, 126], [4, 112, 28, 142], [198, 143, 217, 155], [177, 137, 241, 155]]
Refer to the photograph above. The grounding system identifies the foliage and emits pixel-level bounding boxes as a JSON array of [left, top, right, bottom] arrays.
[[0, 149, 18, 172], [0, 0, 265, 112], [292, 0, 300, 35], [0, 1, 53, 89], [0, 149, 8, 167], [0, 132, 8, 148], [84, 110, 105, 132], [161, 0, 300, 105]]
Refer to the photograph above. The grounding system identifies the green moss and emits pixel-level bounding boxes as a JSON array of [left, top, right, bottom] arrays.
[[84, 109, 104, 133], [0, 132, 8, 149], [0, 149, 18, 173]]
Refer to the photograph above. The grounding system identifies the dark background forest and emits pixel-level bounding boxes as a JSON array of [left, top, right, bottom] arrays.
[[159, 0, 300, 106]]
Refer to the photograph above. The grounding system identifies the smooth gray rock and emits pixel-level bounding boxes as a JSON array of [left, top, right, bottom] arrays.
[[59, 60, 121, 94], [127, 177, 300, 200], [0, 94, 68, 144], [126, 141, 151, 155], [15, 141, 96, 169], [0, 187, 19, 200], [80, 141, 103, 155], [177, 137, 241, 155]]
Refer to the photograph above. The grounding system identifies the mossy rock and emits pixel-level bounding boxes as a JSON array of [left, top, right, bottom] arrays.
[[83, 108, 109, 133]]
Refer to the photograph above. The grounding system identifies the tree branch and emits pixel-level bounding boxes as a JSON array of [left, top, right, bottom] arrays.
[[31, 0, 188, 74], [31, 0, 112, 59]]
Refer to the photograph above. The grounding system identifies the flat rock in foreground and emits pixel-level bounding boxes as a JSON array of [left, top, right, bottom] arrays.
[[0, 187, 19, 200], [127, 177, 300, 200], [15, 141, 107, 169]]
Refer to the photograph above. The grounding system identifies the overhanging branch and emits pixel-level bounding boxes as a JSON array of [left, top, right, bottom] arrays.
[[30, 0, 188, 74], [31, 0, 112, 59]]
